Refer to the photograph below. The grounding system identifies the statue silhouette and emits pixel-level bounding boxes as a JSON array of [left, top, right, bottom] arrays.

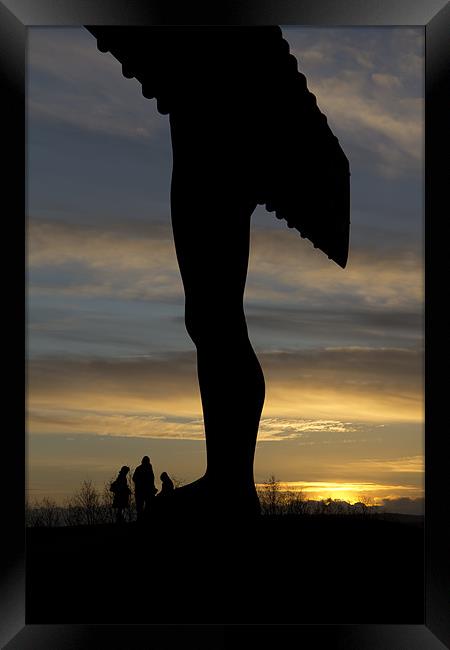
[[132, 456, 158, 521], [85, 26, 350, 517], [110, 465, 131, 524]]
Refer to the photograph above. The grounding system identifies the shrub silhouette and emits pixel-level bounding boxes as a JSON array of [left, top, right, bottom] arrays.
[[26, 497, 61, 527], [257, 475, 307, 516], [26, 475, 385, 526]]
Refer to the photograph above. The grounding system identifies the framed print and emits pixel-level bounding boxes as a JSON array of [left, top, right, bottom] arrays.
[[1, 1, 449, 648]]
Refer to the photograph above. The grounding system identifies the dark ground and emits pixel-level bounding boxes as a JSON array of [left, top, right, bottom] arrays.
[[26, 514, 424, 624]]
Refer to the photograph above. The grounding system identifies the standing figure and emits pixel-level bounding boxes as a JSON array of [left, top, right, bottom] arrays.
[[86, 26, 350, 518], [110, 465, 131, 524], [132, 456, 158, 521]]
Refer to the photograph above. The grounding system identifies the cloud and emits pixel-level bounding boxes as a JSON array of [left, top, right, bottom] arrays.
[[28, 27, 164, 140], [28, 218, 183, 301], [28, 218, 173, 269], [27, 345, 423, 443], [29, 408, 206, 440], [247, 228, 423, 310], [317, 454, 424, 489], [371, 73, 402, 90], [27, 218, 423, 388], [283, 28, 424, 178], [381, 496, 424, 515], [348, 455, 424, 474], [28, 26, 423, 180], [27, 408, 359, 443], [310, 75, 423, 176], [256, 418, 357, 441], [28, 219, 423, 313], [246, 303, 422, 349], [262, 347, 423, 422]]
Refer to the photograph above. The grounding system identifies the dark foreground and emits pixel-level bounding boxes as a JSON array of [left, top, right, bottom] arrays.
[[26, 514, 424, 624]]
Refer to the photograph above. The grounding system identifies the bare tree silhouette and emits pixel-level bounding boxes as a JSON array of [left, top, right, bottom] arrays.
[[26, 477, 387, 526]]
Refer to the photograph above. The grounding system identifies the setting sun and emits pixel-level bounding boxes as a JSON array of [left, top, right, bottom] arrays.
[[256, 480, 423, 506]]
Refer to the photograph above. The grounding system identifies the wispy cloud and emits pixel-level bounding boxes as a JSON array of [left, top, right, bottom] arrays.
[[348, 455, 424, 474], [312, 74, 422, 171], [284, 27, 424, 178], [371, 73, 403, 90], [27, 408, 359, 443], [28, 28, 163, 140], [262, 347, 423, 422], [28, 27, 423, 180], [27, 345, 423, 441], [247, 228, 423, 309], [28, 219, 423, 311], [28, 218, 183, 301], [258, 417, 356, 440], [29, 407, 206, 439]]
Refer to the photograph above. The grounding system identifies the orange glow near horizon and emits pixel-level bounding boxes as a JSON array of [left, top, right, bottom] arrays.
[[256, 480, 423, 505]]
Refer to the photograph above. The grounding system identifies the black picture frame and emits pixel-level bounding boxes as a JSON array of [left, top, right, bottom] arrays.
[[2, 1, 449, 648]]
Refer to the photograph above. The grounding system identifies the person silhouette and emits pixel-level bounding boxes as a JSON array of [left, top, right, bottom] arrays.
[[85, 26, 350, 517], [110, 465, 131, 524], [157, 472, 175, 497], [132, 456, 158, 521]]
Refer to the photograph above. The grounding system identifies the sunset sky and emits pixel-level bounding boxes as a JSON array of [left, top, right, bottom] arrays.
[[26, 26, 424, 513]]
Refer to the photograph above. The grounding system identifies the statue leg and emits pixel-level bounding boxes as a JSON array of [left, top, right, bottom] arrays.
[[168, 123, 265, 515]]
